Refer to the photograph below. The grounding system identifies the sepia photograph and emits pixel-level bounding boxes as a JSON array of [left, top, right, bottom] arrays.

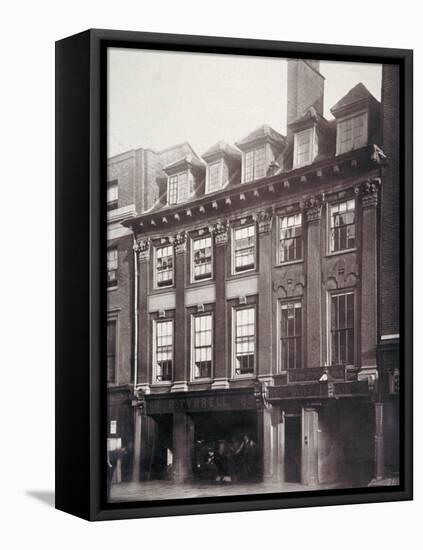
[[105, 47, 401, 503]]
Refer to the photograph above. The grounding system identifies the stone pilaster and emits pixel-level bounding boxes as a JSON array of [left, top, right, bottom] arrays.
[[211, 220, 229, 389], [254, 209, 273, 376], [171, 232, 188, 392], [356, 180, 379, 385], [172, 412, 194, 483], [374, 402, 385, 481], [303, 196, 323, 368], [301, 406, 319, 486], [135, 238, 150, 386], [262, 406, 284, 482]]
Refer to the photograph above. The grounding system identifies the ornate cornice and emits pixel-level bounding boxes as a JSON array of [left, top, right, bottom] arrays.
[[301, 195, 323, 222], [355, 178, 380, 207], [212, 219, 229, 245]]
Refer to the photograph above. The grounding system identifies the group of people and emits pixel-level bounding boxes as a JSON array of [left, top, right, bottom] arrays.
[[193, 434, 258, 483]]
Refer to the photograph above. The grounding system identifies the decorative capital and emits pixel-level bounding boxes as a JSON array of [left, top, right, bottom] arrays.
[[135, 238, 151, 262], [212, 219, 229, 245], [301, 195, 323, 222], [355, 179, 380, 207], [173, 231, 187, 254], [253, 208, 273, 233]]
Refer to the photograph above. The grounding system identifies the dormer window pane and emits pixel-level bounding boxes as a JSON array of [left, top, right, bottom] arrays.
[[337, 112, 368, 154], [294, 129, 313, 168], [168, 172, 188, 205], [244, 147, 265, 182], [207, 162, 221, 193]]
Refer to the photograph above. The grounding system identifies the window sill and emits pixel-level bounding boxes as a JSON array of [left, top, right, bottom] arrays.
[[107, 285, 118, 292], [227, 269, 258, 281], [188, 277, 214, 287], [151, 381, 173, 387], [326, 248, 357, 258], [275, 259, 304, 268]]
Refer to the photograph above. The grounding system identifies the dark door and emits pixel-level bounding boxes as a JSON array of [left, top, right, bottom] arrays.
[[285, 415, 301, 483]]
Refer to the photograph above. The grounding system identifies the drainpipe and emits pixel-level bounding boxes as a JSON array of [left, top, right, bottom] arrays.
[[133, 236, 139, 391]]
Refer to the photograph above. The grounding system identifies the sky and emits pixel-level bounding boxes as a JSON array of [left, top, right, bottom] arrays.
[[108, 48, 382, 159]]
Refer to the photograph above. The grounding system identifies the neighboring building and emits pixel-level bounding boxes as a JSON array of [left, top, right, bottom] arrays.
[[109, 59, 399, 489], [106, 142, 203, 482]]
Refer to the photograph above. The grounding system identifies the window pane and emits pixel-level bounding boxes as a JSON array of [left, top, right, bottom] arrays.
[[156, 320, 173, 381], [279, 214, 303, 262], [156, 245, 173, 287], [107, 248, 118, 287], [331, 293, 354, 365], [280, 303, 302, 370], [193, 313, 213, 378], [330, 201, 355, 252], [234, 307, 255, 375], [208, 162, 221, 192], [234, 225, 256, 272], [193, 236, 212, 281]]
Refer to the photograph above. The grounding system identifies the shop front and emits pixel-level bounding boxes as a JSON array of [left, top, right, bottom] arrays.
[[134, 388, 262, 484]]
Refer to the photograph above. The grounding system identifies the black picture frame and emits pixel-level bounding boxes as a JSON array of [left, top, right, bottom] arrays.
[[55, 28, 413, 521]]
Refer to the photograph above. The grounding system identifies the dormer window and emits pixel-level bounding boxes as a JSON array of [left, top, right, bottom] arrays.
[[293, 128, 315, 169], [207, 161, 222, 193], [168, 172, 188, 205], [244, 146, 266, 182], [336, 111, 368, 155]]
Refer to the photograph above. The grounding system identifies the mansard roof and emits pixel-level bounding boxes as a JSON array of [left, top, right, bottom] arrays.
[[235, 124, 286, 150], [330, 82, 379, 117], [202, 140, 242, 162]]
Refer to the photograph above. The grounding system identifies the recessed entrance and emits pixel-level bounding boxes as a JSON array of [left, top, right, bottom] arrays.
[[284, 415, 301, 483]]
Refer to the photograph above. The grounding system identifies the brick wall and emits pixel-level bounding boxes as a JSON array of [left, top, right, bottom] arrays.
[[380, 64, 400, 336]]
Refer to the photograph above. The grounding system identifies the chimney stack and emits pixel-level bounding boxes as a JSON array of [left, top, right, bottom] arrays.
[[287, 59, 325, 133]]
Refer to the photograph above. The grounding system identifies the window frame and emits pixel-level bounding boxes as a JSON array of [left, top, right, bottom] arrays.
[[167, 171, 189, 205], [107, 316, 118, 384], [328, 290, 355, 367], [231, 223, 257, 275], [328, 199, 356, 254], [190, 234, 214, 283], [107, 246, 118, 289], [278, 300, 303, 372], [107, 179, 119, 209], [232, 305, 256, 378], [336, 110, 369, 155], [152, 318, 174, 384], [277, 212, 303, 264], [153, 244, 174, 290], [242, 145, 266, 182], [293, 127, 315, 169], [205, 159, 223, 194], [190, 312, 214, 381]]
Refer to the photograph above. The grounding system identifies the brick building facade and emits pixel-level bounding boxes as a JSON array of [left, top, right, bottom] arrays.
[[107, 59, 400, 490]]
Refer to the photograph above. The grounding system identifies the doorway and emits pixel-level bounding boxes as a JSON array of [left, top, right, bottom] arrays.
[[284, 415, 301, 483]]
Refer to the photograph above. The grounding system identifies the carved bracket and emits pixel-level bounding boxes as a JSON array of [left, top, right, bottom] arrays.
[[135, 238, 151, 262], [253, 208, 274, 233], [355, 178, 380, 208], [212, 219, 229, 245], [172, 231, 187, 255], [301, 194, 324, 222]]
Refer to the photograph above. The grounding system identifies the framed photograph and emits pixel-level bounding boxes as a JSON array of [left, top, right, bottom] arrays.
[[55, 29, 413, 521]]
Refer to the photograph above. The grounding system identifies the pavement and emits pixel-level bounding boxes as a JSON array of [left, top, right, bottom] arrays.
[[110, 479, 350, 502]]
